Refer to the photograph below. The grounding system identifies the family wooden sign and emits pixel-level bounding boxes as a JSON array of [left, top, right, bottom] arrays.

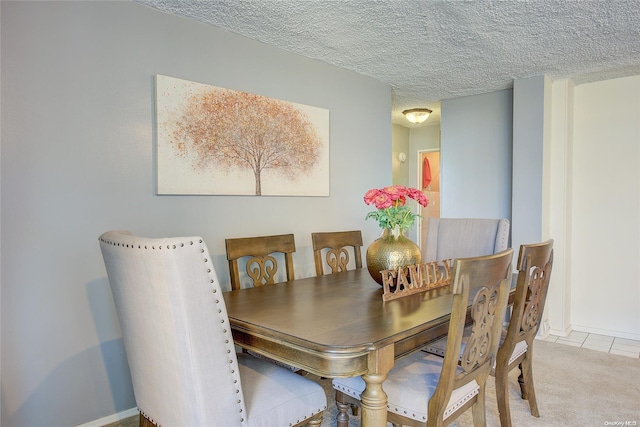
[[380, 259, 452, 301]]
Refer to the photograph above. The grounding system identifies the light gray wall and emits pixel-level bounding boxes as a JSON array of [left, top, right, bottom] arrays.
[[439, 90, 513, 221], [0, 2, 391, 426], [391, 124, 410, 186], [511, 76, 550, 253]]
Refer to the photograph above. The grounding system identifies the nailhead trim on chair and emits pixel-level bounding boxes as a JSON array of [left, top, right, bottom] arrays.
[[495, 219, 510, 252], [335, 381, 479, 422], [508, 340, 528, 365], [99, 235, 247, 425], [442, 388, 478, 419], [383, 385, 479, 421]]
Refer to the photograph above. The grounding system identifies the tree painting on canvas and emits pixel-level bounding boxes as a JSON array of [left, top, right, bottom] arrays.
[[156, 75, 330, 196]]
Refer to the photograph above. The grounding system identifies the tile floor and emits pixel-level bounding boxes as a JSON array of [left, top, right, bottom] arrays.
[[543, 331, 640, 358]]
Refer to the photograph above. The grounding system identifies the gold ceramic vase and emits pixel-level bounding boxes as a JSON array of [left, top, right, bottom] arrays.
[[366, 226, 422, 285]]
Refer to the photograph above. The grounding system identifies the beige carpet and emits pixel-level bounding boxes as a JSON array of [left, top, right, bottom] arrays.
[[318, 340, 640, 426], [107, 340, 639, 427]]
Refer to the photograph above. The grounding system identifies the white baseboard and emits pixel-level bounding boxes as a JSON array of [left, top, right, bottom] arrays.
[[536, 329, 551, 340], [570, 324, 640, 341], [74, 408, 138, 427], [548, 323, 640, 341], [549, 327, 570, 338]]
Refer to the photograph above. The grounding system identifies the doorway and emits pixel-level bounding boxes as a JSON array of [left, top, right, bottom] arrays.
[[417, 150, 440, 250]]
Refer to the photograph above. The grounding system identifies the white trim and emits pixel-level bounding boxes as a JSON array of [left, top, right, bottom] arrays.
[[74, 408, 138, 427], [548, 326, 571, 338], [569, 325, 640, 342]]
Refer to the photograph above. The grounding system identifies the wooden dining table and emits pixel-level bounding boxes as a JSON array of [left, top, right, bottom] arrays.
[[223, 268, 515, 427]]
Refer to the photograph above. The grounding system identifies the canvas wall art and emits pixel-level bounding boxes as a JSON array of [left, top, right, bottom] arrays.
[[156, 74, 330, 196]]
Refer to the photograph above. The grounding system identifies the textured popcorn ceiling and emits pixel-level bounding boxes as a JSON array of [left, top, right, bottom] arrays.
[[135, 0, 640, 126]]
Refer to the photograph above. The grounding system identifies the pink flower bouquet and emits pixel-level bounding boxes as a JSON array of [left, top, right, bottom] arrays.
[[363, 185, 429, 231]]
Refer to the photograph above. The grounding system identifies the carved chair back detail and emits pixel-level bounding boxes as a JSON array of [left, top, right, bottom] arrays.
[[461, 280, 503, 372], [225, 234, 296, 291], [311, 230, 363, 276]]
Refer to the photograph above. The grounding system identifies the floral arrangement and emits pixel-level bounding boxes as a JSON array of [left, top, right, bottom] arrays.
[[363, 185, 429, 231]]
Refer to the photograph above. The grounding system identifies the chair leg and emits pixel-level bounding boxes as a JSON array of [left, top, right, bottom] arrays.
[[519, 352, 540, 417], [139, 413, 155, 427], [517, 363, 527, 400], [335, 399, 351, 427], [471, 388, 487, 426], [494, 367, 513, 427], [305, 412, 323, 426]]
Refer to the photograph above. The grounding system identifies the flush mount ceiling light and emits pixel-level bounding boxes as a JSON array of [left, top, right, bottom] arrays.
[[402, 108, 432, 124]]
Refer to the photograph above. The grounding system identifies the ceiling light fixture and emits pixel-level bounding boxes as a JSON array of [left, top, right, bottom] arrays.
[[402, 108, 432, 124]]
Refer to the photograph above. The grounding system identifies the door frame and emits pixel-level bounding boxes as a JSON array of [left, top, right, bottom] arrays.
[[415, 148, 440, 252]]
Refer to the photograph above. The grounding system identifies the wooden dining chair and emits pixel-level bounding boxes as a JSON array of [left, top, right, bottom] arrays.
[[332, 248, 513, 427], [225, 233, 296, 290], [312, 230, 364, 409], [225, 233, 305, 372], [311, 230, 363, 276], [423, 240, 554, 427], [493, 239, 554, 427], [98, 230, 326, 427]]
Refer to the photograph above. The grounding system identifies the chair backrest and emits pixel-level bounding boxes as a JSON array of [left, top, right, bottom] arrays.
[[225, 233, 296, 290], [98, 230, 248, 427], [311, 230, 363, 276], [423, 217, 510, 263], [429, 248, 513, 420], [502, 239, 554, 351]]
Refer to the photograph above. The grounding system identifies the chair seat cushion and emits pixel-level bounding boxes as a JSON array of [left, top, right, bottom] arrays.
[[422, 337, 449, 357], [238, 353, 326, 427], [506, 339, 528, 364], [423, 333, 529, 366], [332, 352, 479, 423]]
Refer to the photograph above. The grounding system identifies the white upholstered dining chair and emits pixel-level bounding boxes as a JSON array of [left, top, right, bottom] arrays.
[[422, 217, 510, 263], [99, 230, 326, 427]]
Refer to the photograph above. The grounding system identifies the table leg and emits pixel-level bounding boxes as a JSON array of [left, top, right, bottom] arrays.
[[360, 344, 395, 427]]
